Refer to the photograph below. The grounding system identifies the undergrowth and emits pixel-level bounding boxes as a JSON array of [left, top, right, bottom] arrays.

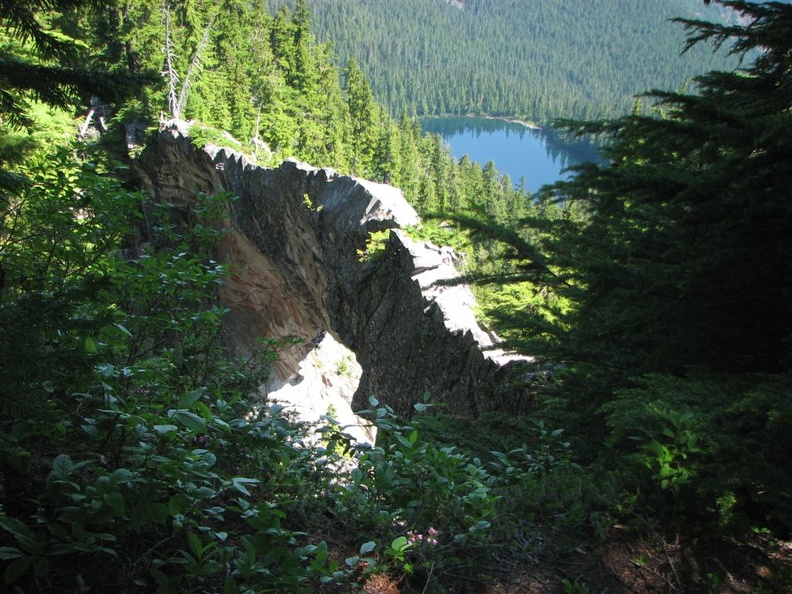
[[2, 140, 790, 594]]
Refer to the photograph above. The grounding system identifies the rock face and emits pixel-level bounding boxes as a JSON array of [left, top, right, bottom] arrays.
[[134, 127, 530, 419]]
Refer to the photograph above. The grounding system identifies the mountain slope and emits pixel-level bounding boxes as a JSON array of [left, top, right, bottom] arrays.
[[292, 0, 738, 122]]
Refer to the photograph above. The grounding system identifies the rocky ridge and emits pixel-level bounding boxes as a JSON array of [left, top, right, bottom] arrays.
[[134, 126, 530, 428]]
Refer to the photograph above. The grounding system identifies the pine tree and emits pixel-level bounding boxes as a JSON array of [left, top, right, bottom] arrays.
[[442, 1, 792, 400], [544, 0, 792, 377], [344, 57, 376, 175], [0, 0, 142, 130]]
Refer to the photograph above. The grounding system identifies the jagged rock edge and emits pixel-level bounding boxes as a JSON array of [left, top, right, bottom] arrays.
[[133, 127, 532, 422]]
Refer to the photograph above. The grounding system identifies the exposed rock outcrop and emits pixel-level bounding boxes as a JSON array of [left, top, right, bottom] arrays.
[[134, 127, 531, 420]]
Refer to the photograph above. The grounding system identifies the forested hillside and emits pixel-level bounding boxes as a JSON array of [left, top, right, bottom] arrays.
[[2, 1, 792, 593], [289, 0, 739, 122], [0, 0, 519, 211]]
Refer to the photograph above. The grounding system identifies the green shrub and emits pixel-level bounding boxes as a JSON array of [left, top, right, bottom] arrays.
[[0, 147, 344, 591], [601, 372, 792, 535]]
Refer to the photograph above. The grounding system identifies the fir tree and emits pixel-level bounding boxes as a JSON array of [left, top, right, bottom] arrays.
[[542, 0, 792, 377], [0, 0, 143, 130]]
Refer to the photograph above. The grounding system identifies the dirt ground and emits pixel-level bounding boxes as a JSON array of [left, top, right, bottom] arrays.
[[359, 531, 792, 594]]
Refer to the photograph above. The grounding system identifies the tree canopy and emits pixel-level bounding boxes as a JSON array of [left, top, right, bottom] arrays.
[[0, 0, 145, 131], [295, 0, 739, 122], [537, 0, 792, 375]]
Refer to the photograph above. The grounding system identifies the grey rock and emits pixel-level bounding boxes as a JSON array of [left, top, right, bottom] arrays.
[[134, 128, 531, 419]]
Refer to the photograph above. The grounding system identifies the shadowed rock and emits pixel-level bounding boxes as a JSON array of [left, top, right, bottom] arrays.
[[134, 127, 531, 419]]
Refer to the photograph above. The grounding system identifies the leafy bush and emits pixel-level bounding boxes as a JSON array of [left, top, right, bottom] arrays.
[[0, 143, 617, 591], [601, 372, 792, 535], [329, 397, 497, 544], [316, 398, 618, 591], [0, 146, 344, 592]]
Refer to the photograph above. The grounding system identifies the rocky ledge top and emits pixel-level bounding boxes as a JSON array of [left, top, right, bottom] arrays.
[[134, 125, 533, 420]]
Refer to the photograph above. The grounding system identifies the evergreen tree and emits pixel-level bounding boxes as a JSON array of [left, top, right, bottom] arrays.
[[540, 0, 792, 378], [299, 0, 738, 123], [0, 0, 146, 130], [1, 0, 97, 128], [458, 0, 792, 420], [344, 57, 377, 175]]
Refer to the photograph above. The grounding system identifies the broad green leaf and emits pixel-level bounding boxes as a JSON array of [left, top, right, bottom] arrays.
[[84, 336, 97, 353], [195, 401, 213, 422], [188, 532, 202, 556], [4, 556, 32, 584], [241, 536, 256, 561], [71, 522, 87, 541], [396, 435, 412, 449], [296, 544, 317, 556], [170, 410, 206, 432], [192, 486, 216, 499], [314, 540, 328, 564], [0, 546, 23, 561], [179, 388, 206, 407], [210, 417, 231, 432], [168, 493, 191, 516], [104, 491, 126, 516], [0, 516, 32, 542], [199, 451, 217, 468], [390, 536, 408, 551], [52, 453, 75, 478], [113, 323, 133, 338], [231, 477, 259, 496], [153, 424, 178, 436]]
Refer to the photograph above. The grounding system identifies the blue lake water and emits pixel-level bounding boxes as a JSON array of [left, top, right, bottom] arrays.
[[421, 117, 602, 193]]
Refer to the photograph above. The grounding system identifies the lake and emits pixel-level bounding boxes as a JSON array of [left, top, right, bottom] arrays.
[[420, 116, 603, 193]]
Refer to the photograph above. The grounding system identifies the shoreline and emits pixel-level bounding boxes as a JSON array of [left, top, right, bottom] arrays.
[[481, 114, 542, 130], [420, 113, 543, 130]]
